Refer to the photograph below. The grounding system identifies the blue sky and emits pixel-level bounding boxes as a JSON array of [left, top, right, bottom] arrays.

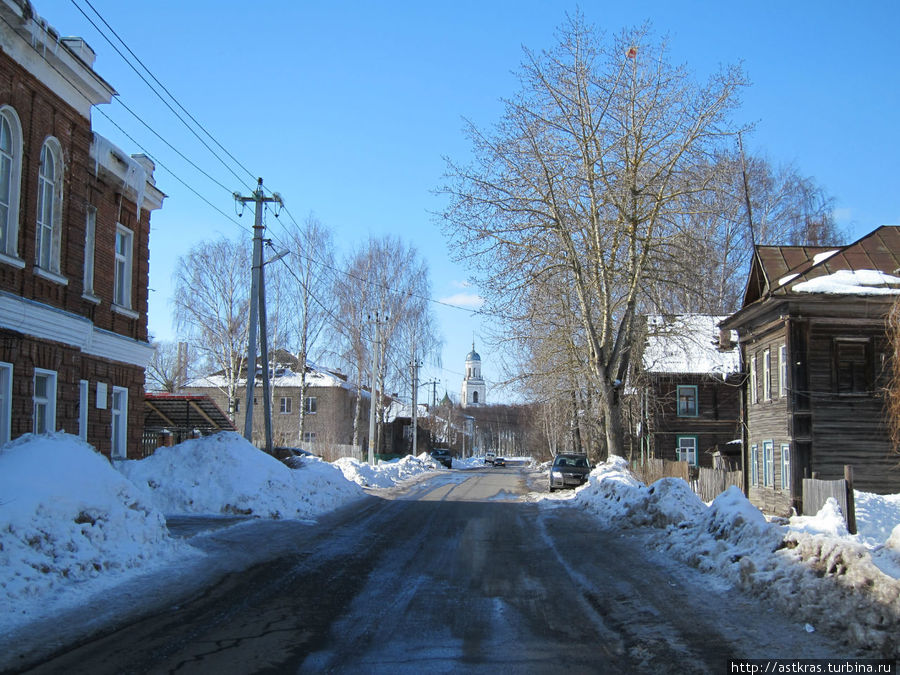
[[48, 1, 899, 403]]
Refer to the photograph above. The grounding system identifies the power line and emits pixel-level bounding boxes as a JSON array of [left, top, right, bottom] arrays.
[[69, 0, 256, 191]]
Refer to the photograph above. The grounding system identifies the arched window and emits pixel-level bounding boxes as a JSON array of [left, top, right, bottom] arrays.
[[0, 106, 23, 261], [36, 138, 63, 274], [473, 391, 479, 404]]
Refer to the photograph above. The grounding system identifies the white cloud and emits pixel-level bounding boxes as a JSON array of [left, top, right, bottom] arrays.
[[450, 280, 473, 289], [439, 292, 484, 309]]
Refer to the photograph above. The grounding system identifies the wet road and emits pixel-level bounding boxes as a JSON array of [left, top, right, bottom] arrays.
[[21, 466, 851, 674]]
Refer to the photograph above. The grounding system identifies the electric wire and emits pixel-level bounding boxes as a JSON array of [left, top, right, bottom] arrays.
[[68, 0, 256, 191]]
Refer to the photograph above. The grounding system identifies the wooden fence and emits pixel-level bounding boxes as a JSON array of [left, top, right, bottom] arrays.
[[696, 466, 743, 503], [632, 458, 742, 503], [802, 466, 857, 534]]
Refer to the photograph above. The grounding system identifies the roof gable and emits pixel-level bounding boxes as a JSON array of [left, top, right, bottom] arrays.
[[741, 226, 900, 307]]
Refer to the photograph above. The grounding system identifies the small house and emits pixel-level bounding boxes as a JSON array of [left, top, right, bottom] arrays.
[[637, 314, 742, 468]]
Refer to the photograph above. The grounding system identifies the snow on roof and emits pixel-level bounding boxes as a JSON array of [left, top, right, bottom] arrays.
[[186, 361, 357, 392], [643, 314, 739, 375], [812, 249, 840, 265], [791, 269, 900, 296]]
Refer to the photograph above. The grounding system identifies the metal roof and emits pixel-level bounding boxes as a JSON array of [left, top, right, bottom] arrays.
[[144, 393, 236, 432]]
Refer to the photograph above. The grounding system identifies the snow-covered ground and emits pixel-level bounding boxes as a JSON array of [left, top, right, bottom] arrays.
[[0, 432, 440, 638], [532, 456, 900, 657], [3, 435, 899, 659]]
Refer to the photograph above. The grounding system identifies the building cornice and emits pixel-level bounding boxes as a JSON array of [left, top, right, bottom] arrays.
[[0, 290, 152, 367], [0, 0, 116, 118]]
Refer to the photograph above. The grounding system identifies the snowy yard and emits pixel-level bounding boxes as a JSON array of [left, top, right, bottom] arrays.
[[1, 434, 898, 660]]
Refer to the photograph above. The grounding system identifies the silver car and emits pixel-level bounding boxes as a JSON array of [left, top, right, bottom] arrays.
[[548, 453, 591, 491]]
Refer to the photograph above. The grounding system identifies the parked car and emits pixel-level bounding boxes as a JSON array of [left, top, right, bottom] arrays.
[[548, 453, 591, 491], [273, 446, 319, 469], [430, 448, 453, 469], [484, 451, 496, 465], [493, 456, 506, 467]]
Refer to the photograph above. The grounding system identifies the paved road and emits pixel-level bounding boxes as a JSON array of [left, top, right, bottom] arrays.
[[22, 466, 854, 674]]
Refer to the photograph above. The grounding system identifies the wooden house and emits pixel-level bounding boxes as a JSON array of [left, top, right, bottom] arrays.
[[720, 226, 900, 516], [638, 314, 742, 469]]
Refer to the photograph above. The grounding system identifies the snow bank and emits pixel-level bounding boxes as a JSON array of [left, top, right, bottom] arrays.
[[334, 453, 440, 488], [548, 456, 900, 657], [0, 434, 191, 629], [120, 432, 364, 519]]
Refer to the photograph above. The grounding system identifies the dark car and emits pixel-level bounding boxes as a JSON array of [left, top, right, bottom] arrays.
[[273, 446, 319, 469], [548, 453, 592, 491], [493, 456, 506, 467], [430, 448, 453, 469]]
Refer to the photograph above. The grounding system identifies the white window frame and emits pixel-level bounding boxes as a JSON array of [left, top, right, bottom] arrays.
[[35, 138, 63, 275], [33, 368, 57, 435], [676, 435, 698, 466], [83, 205, 98, 301], [763, 440, 774, 487], [79, 379, 89, 441], [0, 105, 23, 264], [780, 443, 791, 491], [304, 396, 317, 414], [750, 444, 759, 486], [302, 431, 317, 443], [779, 344, 787, 398], [113, 224, 134, 310], [111, 385, 128, 459], [750, 354, 758, 404], [279, 396, 292, 414], [0, 361, 12, 443], [763, 349, 771, 401]]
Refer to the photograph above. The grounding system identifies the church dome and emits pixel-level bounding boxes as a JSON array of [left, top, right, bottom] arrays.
[[466, 349, 481, 362]]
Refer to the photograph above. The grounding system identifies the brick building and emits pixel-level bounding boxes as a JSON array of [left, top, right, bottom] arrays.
[[0, 1, 164, 457], [185, 353, 372, 455]]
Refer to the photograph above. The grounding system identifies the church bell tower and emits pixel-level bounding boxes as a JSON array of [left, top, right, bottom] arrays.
[[460, 343, 486, 408]]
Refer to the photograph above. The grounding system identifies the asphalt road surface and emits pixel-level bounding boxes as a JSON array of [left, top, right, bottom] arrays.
[[20, 465, 855, 674]]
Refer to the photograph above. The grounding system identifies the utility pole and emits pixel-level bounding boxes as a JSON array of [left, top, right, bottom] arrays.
[[367, 312, 382, 465], [235, 178, 282, 454], [410, 357, 422, 457]]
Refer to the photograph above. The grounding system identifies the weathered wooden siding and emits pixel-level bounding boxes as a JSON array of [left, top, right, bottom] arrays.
[[745, 325, 794, 515], [649, 373, 741, 468], [804, 324, 899, 493]]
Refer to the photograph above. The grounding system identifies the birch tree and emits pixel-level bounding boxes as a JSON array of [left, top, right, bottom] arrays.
[[173, 237, 250, 416], [441, 17, 747, 456], [281, 214, 336, 441], [333, 236, 441, 451]]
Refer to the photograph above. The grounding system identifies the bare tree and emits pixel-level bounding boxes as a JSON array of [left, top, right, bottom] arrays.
[[146, 340, 191, 393], [281, 213, 337, 441], [333, 236, 441, 452], [441, 17, 748, 457], [173, 237, 251, 416]]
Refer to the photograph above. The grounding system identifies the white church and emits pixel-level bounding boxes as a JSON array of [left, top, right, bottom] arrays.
[[460, 343, 486, 408]]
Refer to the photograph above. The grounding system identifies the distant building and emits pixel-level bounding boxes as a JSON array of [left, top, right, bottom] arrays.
[[0, 1, 164, 457], [184, 352, 371, 457], [460, 343, 486, 408]]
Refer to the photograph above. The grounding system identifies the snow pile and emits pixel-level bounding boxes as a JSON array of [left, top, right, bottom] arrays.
[[550, 457, 900, 657], [334, 453, 440, 488], [120, 432, 364, 519], [455, 456, 489, 469], [0, 433, 191, 627]]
